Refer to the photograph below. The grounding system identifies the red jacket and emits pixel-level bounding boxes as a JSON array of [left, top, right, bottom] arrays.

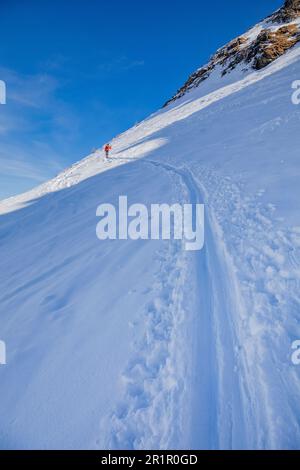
[[104, 144, 112, 152]]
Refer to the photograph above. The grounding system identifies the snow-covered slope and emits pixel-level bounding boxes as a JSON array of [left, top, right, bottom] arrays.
[[1, 6, 300, 450], [166, 0, 300, 105]]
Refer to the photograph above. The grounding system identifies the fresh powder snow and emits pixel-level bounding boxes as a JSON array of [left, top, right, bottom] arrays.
[[1, 12, 300, 451]]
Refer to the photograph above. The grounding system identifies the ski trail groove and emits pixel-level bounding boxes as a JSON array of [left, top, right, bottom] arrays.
[[193, 166, 300, 449], [101, 158, 255, 449], [147, 160, 252, 449]]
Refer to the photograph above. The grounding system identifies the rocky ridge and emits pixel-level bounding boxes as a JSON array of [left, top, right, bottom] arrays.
[[165, 0, 300, 106]]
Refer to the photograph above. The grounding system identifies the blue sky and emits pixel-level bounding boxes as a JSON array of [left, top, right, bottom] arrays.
[[0, 0, 283, 199]]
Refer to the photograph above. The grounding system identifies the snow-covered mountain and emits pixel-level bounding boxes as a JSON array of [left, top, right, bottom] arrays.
[[1, 1, 300, 450], [166, 0, 300, 105]]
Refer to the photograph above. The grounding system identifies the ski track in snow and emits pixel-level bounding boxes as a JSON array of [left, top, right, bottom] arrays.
[[1, 41, 300, 449], [103, 241, 188, 450], [100, 158, 300, 450], [2, 42, 300, 216], [101, 162, 190, 450], [192, 166, 300, 449]]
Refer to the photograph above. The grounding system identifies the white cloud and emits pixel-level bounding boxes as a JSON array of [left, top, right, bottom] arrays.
[[0, 66, 60, 109], [0, 141, 64, 182]]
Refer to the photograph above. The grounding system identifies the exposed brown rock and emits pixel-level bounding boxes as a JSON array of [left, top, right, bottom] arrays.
[[285, 0, 300, 7], [272, 0, 300, 22], [252, 25, 300, 69], [220, 26, 300, 74], [164, 36, 248, 105], [164, 1, 300, 107]]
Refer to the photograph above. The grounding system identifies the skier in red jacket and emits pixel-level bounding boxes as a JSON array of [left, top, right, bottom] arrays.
[[104, 143, 112, 159]]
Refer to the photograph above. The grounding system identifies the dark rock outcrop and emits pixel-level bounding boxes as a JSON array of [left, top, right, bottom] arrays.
[[252, 25, 300, 69], [165, 1, 300, 106], [272, 0, 300, 22]]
